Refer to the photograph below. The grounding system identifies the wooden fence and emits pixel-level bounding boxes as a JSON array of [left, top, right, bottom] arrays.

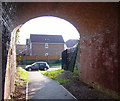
[[16, 56, 60, 65]]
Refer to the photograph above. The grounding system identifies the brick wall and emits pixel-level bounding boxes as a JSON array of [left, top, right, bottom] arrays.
[[79, 3, 119, 93], [32, 43, 64, 57], [1, 2, 17, 99]]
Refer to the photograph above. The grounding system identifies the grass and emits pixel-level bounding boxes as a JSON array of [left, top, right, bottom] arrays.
[[55, 78, 71, 84], [16, 67, 29, 83], [41, 69, 64, 79], [12, 67, 29, 99], [41, 69, 71, 84]]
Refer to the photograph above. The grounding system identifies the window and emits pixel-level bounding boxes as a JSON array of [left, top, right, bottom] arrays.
[[45, 43, 48, 48], [45, 53, 48, 56], [40, 63, 45, 66], [34, 63, 39, 67]]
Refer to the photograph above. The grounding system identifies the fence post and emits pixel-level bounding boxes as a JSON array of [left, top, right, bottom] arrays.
[[66, 49, 68, 70], [25, 56, 26, 65], [62, 49, 68, 70]]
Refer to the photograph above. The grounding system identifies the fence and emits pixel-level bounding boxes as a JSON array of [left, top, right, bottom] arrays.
[[16, 56, 60, 65], [62, 46, 78, 72]]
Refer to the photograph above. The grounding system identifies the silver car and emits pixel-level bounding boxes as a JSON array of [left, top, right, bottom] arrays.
[[25, 62, 50, 71]]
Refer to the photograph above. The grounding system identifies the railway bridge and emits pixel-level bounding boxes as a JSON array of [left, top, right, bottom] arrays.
[[0, 2, 119, 99]]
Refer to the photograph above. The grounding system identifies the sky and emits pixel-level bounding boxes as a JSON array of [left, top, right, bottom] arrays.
[[18, 16, 80, 44]]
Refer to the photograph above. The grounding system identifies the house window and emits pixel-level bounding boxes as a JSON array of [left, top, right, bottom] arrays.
[[45, 43, 48, 48], [45, 53, 48, 56]]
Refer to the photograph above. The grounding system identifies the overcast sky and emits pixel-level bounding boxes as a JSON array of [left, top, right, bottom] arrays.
[[18, 16, 80, 44]]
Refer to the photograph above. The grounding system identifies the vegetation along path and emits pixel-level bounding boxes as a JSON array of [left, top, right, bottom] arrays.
[[41, 69, 114, 100]]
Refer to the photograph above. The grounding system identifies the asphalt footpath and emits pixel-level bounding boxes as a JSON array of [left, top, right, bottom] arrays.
[[27, 71, 77, 100]]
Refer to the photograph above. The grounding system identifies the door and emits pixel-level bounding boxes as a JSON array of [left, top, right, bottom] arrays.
[[32, 63, 39, 70], [39, 63, 46, 70]]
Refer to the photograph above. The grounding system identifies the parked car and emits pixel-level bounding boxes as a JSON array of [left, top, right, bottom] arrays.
[[25, 62, 50, 71]]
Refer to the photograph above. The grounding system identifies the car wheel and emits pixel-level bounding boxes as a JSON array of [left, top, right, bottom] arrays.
[[28, 68, 32, 71], [44, 68, 47, 71]]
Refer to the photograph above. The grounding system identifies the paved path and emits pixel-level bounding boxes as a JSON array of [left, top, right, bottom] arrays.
[[48, 66, 61, 71], [28, 71, 77, 100]]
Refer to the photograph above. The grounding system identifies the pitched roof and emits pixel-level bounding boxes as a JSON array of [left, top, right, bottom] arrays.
[[30, 34, 64, 43], [65, 39, 78, 48]]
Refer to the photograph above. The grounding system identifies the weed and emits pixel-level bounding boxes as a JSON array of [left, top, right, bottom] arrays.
[[41, 69, 71, 84], [55, 78, 71, 84]]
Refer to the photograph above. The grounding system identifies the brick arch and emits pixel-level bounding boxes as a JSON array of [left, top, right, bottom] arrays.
[[15, 2, 83, 36], [14, 2, 118, 35], [2, 2, 119, 99]]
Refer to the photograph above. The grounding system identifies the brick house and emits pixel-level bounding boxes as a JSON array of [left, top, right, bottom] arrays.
[[27, 34, 65, 57]]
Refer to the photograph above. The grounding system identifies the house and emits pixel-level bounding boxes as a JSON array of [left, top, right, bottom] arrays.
[[27, 34, 65, 57], [65, 39, 78, 49]]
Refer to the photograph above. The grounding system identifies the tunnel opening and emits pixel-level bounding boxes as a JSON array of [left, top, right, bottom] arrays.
[[16, 16, 80, 68], [14, 16, 81, 99]]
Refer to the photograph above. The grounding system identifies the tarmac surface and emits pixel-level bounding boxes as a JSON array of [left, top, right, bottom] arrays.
[[28, 71, 77, 100], [48, 66, 62, 71]]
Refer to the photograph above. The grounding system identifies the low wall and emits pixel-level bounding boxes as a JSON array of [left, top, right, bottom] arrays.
[[4, 26, 20, 99]]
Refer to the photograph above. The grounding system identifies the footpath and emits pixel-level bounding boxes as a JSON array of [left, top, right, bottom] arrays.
[[27, 71, 77, 100]]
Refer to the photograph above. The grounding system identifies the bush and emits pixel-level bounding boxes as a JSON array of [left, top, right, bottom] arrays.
[[55, 58, 62, 64]]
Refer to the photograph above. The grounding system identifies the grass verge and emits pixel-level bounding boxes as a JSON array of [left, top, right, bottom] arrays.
[[16, 67, 29, 82], [13, 67, 29, 99], [41, 69, 78, 85]]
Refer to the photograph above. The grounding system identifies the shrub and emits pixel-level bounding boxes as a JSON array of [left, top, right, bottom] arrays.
[[55, 58, 62, 64]]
